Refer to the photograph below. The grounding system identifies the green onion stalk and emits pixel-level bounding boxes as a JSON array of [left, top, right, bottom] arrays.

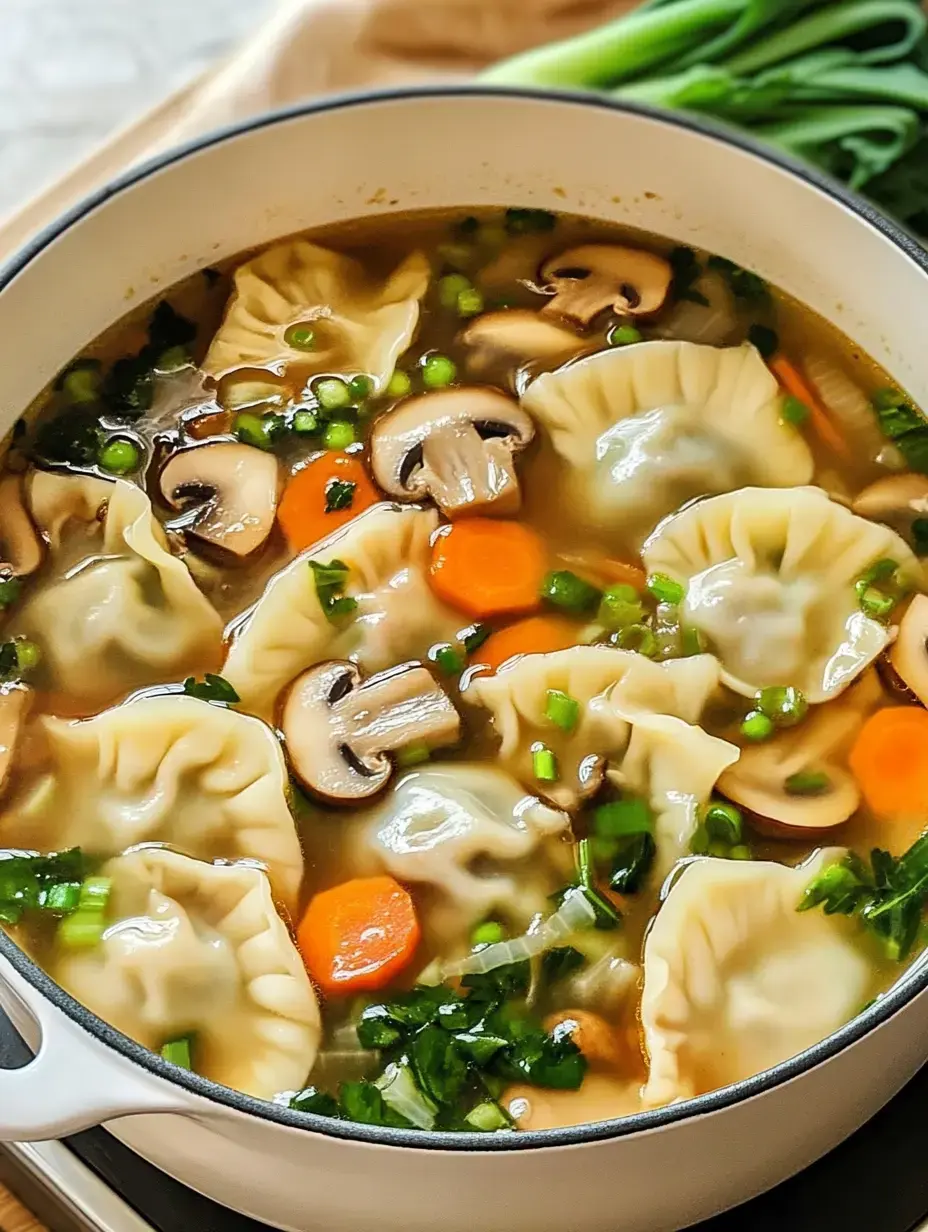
[[481, 0, 928, 237]]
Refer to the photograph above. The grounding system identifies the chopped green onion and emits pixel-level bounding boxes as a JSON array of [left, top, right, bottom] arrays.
[[385, 370, 412, 399], [396, 742, 431, 769], [315, 377, 353, 411], [43, 882, 81, 915], [755, 685, 808, 728], [292, 409, 319, 435], [323, 420, 356, 450], [729, 845, 752, 861], [183, 674, 240, 704], [98, 437, 140, 475], [421, 353, 457, 389], [325, 479, 356, 513], [741, 710, 774, 742], [748, 324, 778, 359], [0, 578, 22, 610], [457, 287, 485, 318], [438, 273, 472, 309], [532, 745, 559, 783], [14, 641, 40, 672], [574, 839, 622, 929], [234, 411, 284, 451], [57, 876, 111, 949], [598, 582, 643, 630], [679, 627, 706, 657], [615, 623, 657, 657], [434, 644, 464, 675], [545, 689, 580, 733], [160, 1037, 193, 1070], [542, 570, 601, 614], [785, 770, 832, 796], [858, 585, 897, 620], [594, 797, 654, 838], [284, 324, 316, 351], [607, 324, 643, 347], [471, 920, 506, 948], [703, 801, 742, 845], [646, 573, 685, 606], [465, 1101, 511, 1132], [781, 395, 810, 426], [59, 361, 102, 405]]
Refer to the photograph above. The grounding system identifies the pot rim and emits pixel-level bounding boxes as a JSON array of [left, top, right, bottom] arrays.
[[2, 83, 928, 1153]]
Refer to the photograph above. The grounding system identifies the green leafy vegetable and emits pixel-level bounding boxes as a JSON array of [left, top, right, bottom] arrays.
[[289, 1086, 341, 1117], [324, 479, 357, 513], [541, 945, 586, 983], [160, 1037, 194, 1070], [800, 833, 928, 960], [182, 674, 240, 704], [0, 848, 87, 926], [309, 559, 358, 623]]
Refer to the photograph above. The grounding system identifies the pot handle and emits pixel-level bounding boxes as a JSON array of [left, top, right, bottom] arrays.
[[0, 952, 195, 1140]]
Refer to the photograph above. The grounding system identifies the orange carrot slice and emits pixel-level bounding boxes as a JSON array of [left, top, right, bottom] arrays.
[[769, 355, 851, 459], [429, 518, 548, 620], [278, 453, 380, 552], [849, 706, 928, 818], [298, 875, 420, 997], [475, 615, 581, 673]]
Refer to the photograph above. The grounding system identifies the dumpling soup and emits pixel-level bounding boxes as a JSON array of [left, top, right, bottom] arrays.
[[1, 208, 927, 1134]]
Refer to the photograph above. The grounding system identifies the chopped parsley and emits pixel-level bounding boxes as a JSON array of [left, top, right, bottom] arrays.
[[309, 559, 358, 623], [324, 479, 357, 514], [182, 674, 240, 704]]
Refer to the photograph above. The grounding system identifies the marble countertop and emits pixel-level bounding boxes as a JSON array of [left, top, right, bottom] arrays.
[[0, 0, 274, 220]]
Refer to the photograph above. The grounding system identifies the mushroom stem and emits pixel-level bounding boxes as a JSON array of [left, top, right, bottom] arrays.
[[419, 422, 522, 517], [338, 664, 460, 762]]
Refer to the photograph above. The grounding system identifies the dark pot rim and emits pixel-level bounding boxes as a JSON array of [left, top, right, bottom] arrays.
[[2, 83, 927, 1153]]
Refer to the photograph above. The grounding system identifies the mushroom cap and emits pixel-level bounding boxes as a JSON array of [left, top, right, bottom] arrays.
[[890, 593, 928, 707], [369, 387, 534, 508], [852, 474, 928, 546], [458, 310, 587, 380], [282, 659, 461, 804], [0, 475, 43, 576], [539, 244, 673, 327], [159, 441, 280, 559]]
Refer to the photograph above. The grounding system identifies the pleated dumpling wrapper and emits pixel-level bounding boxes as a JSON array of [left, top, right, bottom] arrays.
[[56, 848, 320, 1101], [203, 240, 430, 394], [521, 341, 812, 547]]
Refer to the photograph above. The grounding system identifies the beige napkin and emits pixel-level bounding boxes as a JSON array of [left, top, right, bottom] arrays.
[[0, 0, 637, 261]]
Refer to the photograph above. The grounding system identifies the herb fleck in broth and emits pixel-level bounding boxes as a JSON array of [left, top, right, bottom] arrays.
[[1, 206, 926, 1133]]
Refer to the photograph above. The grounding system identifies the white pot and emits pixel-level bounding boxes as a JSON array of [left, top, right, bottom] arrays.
[[1, 88, 928, 1232]]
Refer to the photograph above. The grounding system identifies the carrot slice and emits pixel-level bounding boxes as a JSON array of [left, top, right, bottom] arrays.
[[278, 453, 380, 552], [298, 875, 420, 997], [429, 518, 548, 619], [476, 615, 581, 673], [849, 706, 928, 818], [769, 355, 851, 459]]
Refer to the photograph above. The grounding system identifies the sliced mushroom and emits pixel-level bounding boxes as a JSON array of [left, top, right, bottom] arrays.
[[282, 660, 461, 803], [718, 672, 883, 834], [539, 244, 673, 328], [0, 475, 43, 576], [853, 474, 928, 548], [159, 441, 280, 559], [0, 686, 31, 796], [890, 593, 928, 706], [458, 310, 587, 381], [370, 388, 534, 518]]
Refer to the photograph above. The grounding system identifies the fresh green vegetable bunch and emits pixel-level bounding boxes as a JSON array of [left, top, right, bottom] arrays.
[[483, 0, 928, 237]]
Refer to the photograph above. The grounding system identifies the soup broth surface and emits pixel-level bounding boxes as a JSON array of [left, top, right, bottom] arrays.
[[1, 206, 926, 1134]]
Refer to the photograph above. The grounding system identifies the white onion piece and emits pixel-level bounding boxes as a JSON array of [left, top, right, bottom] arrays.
[[443, 890, 596, 979], [376, 1061, 438, 1130], [804, 354, 885, 460]]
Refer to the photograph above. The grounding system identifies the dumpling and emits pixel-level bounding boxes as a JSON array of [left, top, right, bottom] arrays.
[[464, 646, 731, 811], [642, 485, 922, 702], [521, 341, 812, 545], [26, 469, 112, 549], [55, 848, 320, 1100], [640, 852, 875, 1109], [11, 478, 223, 712], [718, 670, 883, 832], [203, 241, 430, 393], [0, 694, 303, 909], [224, 503, 462, 719], [350, 764, 572, 949]]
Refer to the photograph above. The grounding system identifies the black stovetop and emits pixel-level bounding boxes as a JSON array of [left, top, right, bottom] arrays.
[[2, 1005, 927, 1232]]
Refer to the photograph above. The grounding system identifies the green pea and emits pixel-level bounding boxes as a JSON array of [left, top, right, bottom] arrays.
[[284, 323, 316, 351], [755, 684, 808, 728], [607, 324, 643, 347], [386, 370, 412, 399], [781, 395, 809, 426], [60, 362, 102, 404], [456, 287, 485, 318], [323, 420, 356, 450], [14, 640, 41, 671], [471, 920, 505, 948], [349, 374, 374, 402], [315, 378, 353, 411], [438, 273, 472, 309], [729, 845, 752, 861], [741, 710, 774, 742], [98, 437, 140, 474], [421, 353, 457, 389]]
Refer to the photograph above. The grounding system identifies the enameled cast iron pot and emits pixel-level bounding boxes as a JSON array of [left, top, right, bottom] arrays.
[[1, 88, 928, 1232]]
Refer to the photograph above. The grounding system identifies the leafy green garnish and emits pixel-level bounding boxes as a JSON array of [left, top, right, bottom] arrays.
[[800, 834, 928, 961], [668, 246, 709, 306], [504, 207, 557, 235], [707, 255, 769, 304], [588, 798, 656, 896], [324, 479, 356, 513], [289, 1086, 341, 1118], [541, 945, 586, 984], [309, 559, 358, 623], [460, 623, 492, 655], [182, 674, 240, 704], [871, 389, 928, 474], [0, 848, 88, 926], [34, 408, 104, 466]]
